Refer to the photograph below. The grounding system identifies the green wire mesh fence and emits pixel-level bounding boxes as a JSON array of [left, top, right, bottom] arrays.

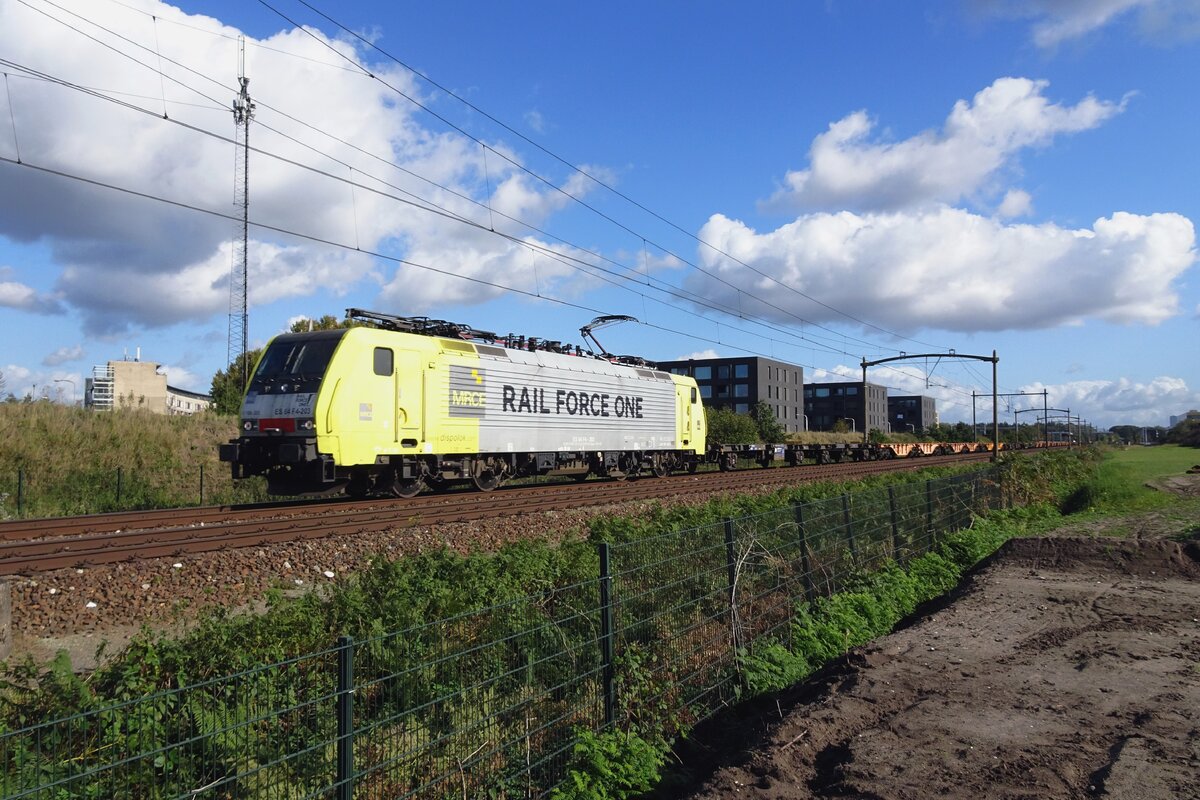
[[0, 468, 1001, 799]]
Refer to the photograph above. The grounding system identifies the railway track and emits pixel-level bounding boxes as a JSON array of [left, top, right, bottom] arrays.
[[0, 452, 992, 575]]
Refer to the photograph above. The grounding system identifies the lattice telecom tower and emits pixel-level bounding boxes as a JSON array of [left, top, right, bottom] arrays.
[[227, 37, 255, 388]]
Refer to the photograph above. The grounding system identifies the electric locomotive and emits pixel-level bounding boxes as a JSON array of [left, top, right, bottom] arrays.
[[219, 309, 706, 497]]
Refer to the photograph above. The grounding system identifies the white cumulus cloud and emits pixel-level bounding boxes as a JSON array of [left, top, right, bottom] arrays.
[[997, 189, 1034, 219], [689, 207, 1195, 334], [763, 78, 1125, 213], [0, 0, 603, 336], [1026, 376, 1200, 427]]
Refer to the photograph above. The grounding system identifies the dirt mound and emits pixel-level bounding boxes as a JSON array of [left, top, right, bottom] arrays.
[[660, 535, 1200, 800], [1146, 470, 1200, 497], [998, 535, 1200, 579]]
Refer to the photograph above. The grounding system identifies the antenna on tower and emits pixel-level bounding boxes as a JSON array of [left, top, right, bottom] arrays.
[[227, 36, 255, 390]]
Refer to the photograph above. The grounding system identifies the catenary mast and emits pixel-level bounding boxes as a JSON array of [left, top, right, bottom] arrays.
[[227, 37, 255, 389]]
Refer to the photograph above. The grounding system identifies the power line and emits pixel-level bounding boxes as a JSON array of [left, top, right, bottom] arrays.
[[0, 40, 881, 362], [9, 1, 885, 360], [257, 0, 947, 354], [282, 0, 952, 351], [0, 153, 841, 367], [10, 2, 993, 391]]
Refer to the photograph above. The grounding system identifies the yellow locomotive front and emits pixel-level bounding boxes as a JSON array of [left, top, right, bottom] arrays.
[[219, 328, 349, 495]]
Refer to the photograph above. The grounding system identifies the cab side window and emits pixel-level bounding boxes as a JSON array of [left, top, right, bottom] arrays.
[[373, 347, 394, 376]]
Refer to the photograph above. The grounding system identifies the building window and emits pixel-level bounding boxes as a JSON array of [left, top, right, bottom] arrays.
[[816, 387, 830, 398], [734, 383, 748, 397], [847, 386, 858, 396], [694, 366, 711, 380], [699, 385, 712, 398], [716, 385, 730, 398], [734, 403, 749, 414], [717, 365, 730, 379], [735, 363, 749, 379]]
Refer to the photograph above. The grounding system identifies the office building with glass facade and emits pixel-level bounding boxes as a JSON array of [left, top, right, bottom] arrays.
[[803, 381, 889, 434], [655, 356, 806, 433], [888, 395, 938, 434]]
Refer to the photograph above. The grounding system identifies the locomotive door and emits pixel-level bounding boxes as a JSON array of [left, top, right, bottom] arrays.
[[394, 350, 423, 446], [687, 385, 703, 449], [679, 385, 696, 448]]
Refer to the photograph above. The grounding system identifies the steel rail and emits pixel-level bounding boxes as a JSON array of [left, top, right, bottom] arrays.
[[0, 452, 991, 574]]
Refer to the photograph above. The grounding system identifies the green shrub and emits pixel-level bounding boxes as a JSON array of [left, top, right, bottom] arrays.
[[552, 728, 667, 800]]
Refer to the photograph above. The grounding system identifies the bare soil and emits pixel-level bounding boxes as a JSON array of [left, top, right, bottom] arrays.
[[658, 514, 1200, 799]]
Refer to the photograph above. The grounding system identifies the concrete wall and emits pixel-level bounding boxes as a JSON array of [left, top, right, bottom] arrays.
[[111, 360, 168, 412]]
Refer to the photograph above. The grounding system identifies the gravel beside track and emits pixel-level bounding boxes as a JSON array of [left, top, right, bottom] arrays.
[[3, 455, 987, 663], [8, 499, 617, 658], [6, 466, 828, 664]]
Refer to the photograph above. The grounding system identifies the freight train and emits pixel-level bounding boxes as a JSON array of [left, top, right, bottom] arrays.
[[218, 309, 1055, 498], [219, 310, 706, 497]]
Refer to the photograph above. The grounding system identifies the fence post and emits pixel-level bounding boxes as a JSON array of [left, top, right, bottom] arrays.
[[925, 480, 935, 554], [723, 519, 737, 603], [199, 464, 205, 506], [792, 503, 816, 603], [723, 518, 744, 677], [888, 486, 902, 565], [16, 469, 23, 517], [336, 635, 355, 800], [597, 542, 616, 727], [116, 467, 123, 507], [841, 495, 857, 567]]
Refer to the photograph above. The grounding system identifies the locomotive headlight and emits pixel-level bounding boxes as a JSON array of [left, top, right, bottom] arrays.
[[299, 419, 315, 431], [242, 420, 255, 431]]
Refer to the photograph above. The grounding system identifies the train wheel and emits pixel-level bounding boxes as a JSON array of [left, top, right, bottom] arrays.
[[573, 470, 591, 483], [651, 455, 669, 478], [473, 470, 502, 492], [687, 460, 699, 474], [392, 478, 422, 499]]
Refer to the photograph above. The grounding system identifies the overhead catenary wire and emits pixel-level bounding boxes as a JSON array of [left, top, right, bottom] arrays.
[[3, 84, 884, 388], [0, 153, 842, 367], [0, 40, 884, 367], [10, 0, 893, 361], [10, 1, 1005, 404], [257, 0, 949, 353], [285, 0, 954, 352], [1, 56, 869, 370], [60, 2, 1001, 395]]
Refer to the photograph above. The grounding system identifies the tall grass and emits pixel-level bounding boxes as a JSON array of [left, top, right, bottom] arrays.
[[0, 402, 266, 518]]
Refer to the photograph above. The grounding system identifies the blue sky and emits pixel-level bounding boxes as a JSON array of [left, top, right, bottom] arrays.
[[1, 0, 1197, 429]]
